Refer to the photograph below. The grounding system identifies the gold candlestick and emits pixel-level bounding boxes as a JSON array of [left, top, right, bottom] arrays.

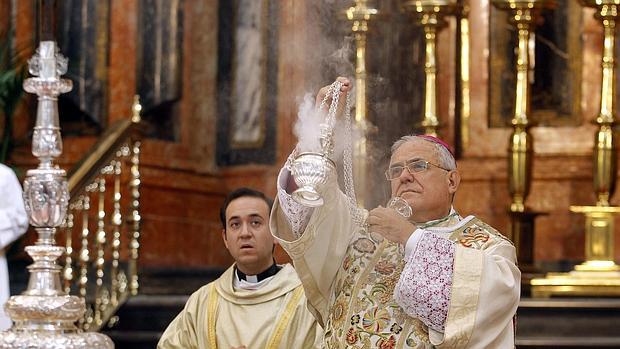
[[531, 0, 620, 297], [492, 0, 554, 283], [341, 0, 379, 208], [402, 0, 459, 136], [458, 3, 471, 153], [492, 0, 555, 213]]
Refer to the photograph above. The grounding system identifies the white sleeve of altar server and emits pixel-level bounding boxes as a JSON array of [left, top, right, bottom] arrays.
[[0, 165, 29, 249]]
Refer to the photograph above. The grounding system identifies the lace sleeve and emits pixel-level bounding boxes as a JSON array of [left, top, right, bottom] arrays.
[[277, 168, 313, 239], [394, 231, 455, 332]]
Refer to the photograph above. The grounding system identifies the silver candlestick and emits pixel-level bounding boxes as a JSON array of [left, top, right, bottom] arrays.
[[0, 41, 113, 348]]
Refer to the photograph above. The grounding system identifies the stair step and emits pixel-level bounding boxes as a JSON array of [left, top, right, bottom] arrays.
[[138, 267, 223, 295], [103, 330, 161, 349], [107, 295, 189, 332], [516, 337, 620, 348], [517, 298, 620, 339], [121, 294, 190, 307], [15, 261, 620, 348]]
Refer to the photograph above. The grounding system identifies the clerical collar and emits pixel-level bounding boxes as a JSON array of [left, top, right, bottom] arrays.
[[417, 209, 459, 229], [236, 262, 281, 283]]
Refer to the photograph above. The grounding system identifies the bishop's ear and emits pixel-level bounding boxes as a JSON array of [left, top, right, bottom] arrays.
[[447, 170, 461, 194]]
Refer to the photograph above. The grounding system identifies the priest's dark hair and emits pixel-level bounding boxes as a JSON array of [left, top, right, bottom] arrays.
[[219, 187, 274, 229]]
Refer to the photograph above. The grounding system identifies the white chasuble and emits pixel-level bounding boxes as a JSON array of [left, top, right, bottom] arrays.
[[270, 175, 520, 349], [158, 264, 322, 349]]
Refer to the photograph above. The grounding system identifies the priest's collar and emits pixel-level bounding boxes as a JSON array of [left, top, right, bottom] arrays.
[[417, 207, 459, 229], [236, 262, 280, 283]]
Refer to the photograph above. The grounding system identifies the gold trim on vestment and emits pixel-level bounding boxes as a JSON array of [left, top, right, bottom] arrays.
[[266, 286, 305, 348], [206, 283, 305, 349], [207, 283, 218, 348], [442, 247, 483, 347], [440, 218, 494, 347]]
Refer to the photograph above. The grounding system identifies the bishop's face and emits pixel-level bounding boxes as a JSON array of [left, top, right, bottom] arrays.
[[222, 197, 275, 275], [388, 140, 459, 223]]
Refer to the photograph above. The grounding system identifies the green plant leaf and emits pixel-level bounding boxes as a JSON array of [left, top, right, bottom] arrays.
[[0, 33, 27, 164]]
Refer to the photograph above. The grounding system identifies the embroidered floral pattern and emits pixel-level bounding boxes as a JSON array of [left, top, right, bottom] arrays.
[[377, 335, 396, 349], [375, 260, 396, 275], [362, 307, 391, 332], [394, 232, 455, 332], [471, 218, 513, 245], [353, 237, 376, 254], [369, 278, 396, 304], [278, 185, 488, 348], [346, 327, 359, 345], [331, 299, 347, 326], [343, 255, 353, 271], [323, 226, 430, 348], [317, 215, 462, 348], [458, 226, 490, 249], [390, 323, 402, 334]]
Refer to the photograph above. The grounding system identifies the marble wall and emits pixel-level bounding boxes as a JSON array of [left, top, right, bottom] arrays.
[[5, 0, 620, 271]]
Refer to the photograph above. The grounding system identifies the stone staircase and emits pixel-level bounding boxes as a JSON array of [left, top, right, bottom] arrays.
[[102, 296, 620, 349], [102, 294, 188, 349], [8, 260, 223, 349], [516, 298, 620, 348], [102, 289, 620, 348], [100, 267, 224, 349]]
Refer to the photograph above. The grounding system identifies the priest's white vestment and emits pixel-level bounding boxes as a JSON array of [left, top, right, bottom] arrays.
[[271, 172, 520, 348], [158, 263, 321, 349]]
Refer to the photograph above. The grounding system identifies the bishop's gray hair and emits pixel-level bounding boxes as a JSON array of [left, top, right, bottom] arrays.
[[390, 135, 457, 170]]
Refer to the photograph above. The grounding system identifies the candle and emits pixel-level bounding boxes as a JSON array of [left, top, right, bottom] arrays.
[[39, 0, 56, 41]]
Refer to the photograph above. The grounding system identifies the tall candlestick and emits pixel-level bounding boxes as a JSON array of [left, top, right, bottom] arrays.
[[491, 0, 555, 287], [402, 0, 459, 136], [531, 0, 620, 298], [341, 0, 379, 207], [0, 4, 113, 347]]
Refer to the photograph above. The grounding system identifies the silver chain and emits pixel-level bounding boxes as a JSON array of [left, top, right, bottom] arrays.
[[318, 81, 339, 111], [343, 92, 366, 226], [319, 81, 341, 158], [319, 80, 364, 226]]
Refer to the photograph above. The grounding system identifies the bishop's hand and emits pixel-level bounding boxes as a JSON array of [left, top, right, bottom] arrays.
[[315, 76, 352, 116], [367, 206, 417, 245]]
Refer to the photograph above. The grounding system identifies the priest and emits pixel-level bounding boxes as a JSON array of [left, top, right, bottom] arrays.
[[270, 77, 521, 348], [158, 188, 321, 349]]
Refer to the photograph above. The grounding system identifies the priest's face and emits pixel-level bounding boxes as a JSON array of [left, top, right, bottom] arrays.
[[222, 196, 276, 275], [388, 139, 460, 223]]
